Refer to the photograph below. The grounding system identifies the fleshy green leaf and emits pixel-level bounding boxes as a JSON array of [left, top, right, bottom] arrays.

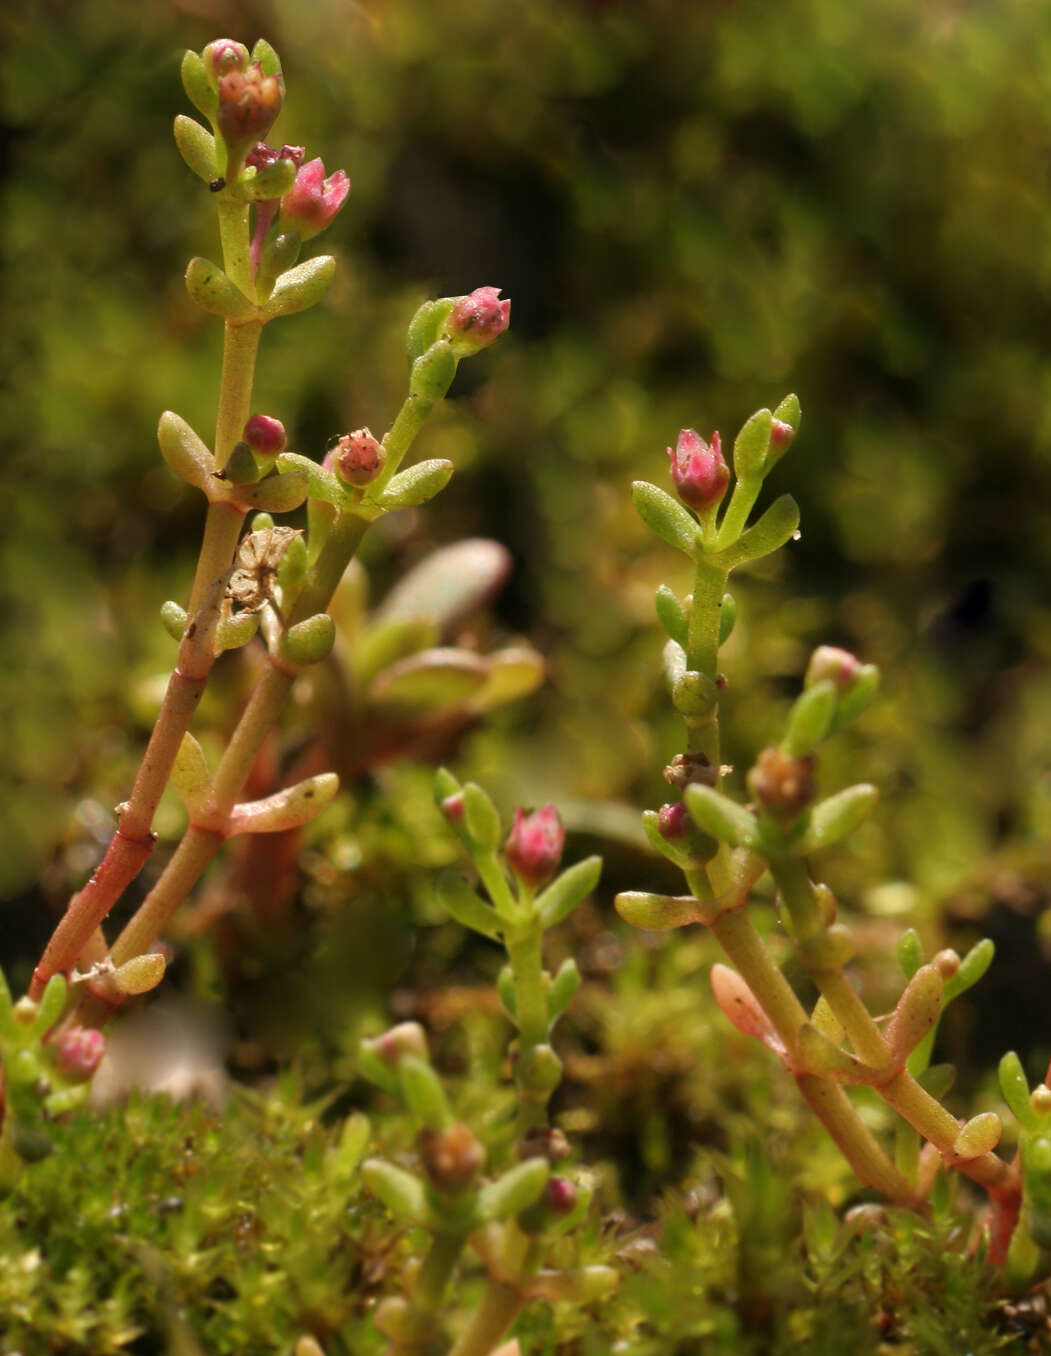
[[263, 256, 335, 319], [632, 481, 700, 557], [375, 459, 454, 511], [436, 870, 503, 941], [721, 494, 800, 569], [798, 784, 878, 855], [369, 649, 488, 713], [615, 891, 702, 931], [185, 257, 257, 321], [173, 114, 217, 182], [685, 784, 759, 848], [535, 856, 602, 931]]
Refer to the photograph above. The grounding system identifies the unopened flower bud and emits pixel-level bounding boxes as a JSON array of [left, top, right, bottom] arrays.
[[657, 798, 717, 865], [419, 1123, 486, 1194], [333, 428, 385, 487], [748, 747, 816, 821], [658, 801, 690, 839], [768, 418, 796, 464], [805, 646, 861, 692], [53, 1026, 105, 1081], [667, 429, 730, 512], [934, 949, 960, 979], [217, 62, 284, 168], [372, 1022, 429, 1068], [243, 414, 287, 457], [280, 158, 350, 241], [441, 791, 466, 824], [202, 39, 249, 84], [544, 1176, 578, 1216], [442, 286, 510, 357], [505, 805, 564, 888]]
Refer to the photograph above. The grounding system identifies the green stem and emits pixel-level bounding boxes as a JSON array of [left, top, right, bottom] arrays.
[[678, 569, 914, 1204], [213, 322, 262, 472], [30, 202, 261, 1000], [371, 391, 442, 496], [770, 855, 1014, 1196], [387, 1231, 468, 1355], [446, 1233, 537, 1356], [506, 920, 551, 1133]]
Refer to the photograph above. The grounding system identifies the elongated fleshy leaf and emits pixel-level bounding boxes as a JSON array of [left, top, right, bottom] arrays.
[[275, 452, 344, 506], [462, 782, 502, 850], [782, 681, 836, 756], [547, 958, 581, 1022], [113, 953, 166, 997], [721, 494, 800, 569], [369, 648, 488, 712], [953, 1112, 1002, 1161], [173, 114, 217, 182], [376, 459, 454, 511], [655, 585, 687, 646], [378, 538, 511, 632], [710, 964, 785, 1057], [398, 1055, 452, 1131], [685, 784, 759, 848], [158, 411, 214, 491], [615, 891, 702, 931], [215, 610, 260, 653], [185, 257, 258, 321], [170, 732, 212, 816], [283, 613, 336, 666], [798, 784, 878, 855], [263, 256, 335, 319], [1000, 1051, 1036, 1130], [362, 1159, 430, 1224], [732, 408, 773, 481], [536, 856, 602, 931], [228, 773, 339, 836], [160, 600, 187, 641], [632, 481, 700, 556], [885, 964, 943, 1060], [469, 647, 546, 714], [436, 870, 503, 941], [231, 468, 309, 514], [476, 1158, 549, 1223]]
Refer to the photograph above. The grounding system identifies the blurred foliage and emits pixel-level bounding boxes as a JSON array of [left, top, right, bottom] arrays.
[[7, 0, 1051, 1347]]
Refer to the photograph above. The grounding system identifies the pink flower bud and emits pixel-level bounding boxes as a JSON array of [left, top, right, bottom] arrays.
[[441, 791, 466, 823], [279, 157, 350, 241], [657, 800, 690, 840], [544, 1176, 578, 1216], [769, 418, 796, 463], [505, 805, 564, 888], [202, 39, 249, 82], [243, 414, 287, 457], [373, 1022, 429, 1068], [443, 286, 511, 356], [667, 429, 730, 512], [333, 428, 385, 487], [805, 646, 860, 692], [217, 63, 284, 163], [53, 1026, 105, 1082]]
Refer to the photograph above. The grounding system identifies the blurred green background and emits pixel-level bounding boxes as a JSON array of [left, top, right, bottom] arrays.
[[5, 0, 1051, 1078]]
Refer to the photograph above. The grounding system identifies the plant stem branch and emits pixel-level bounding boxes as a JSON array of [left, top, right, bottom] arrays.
[[447, 1232, 537, 1356]]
